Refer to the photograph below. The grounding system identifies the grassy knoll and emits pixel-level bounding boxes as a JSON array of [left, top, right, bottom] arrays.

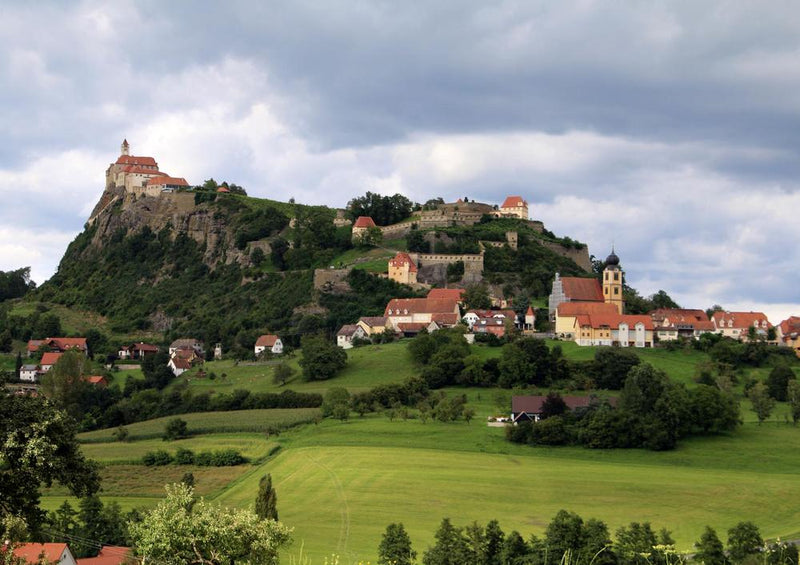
[[176, 342, 415, 396], [78, 408, 319, 442], [80, 434, 277, 464]]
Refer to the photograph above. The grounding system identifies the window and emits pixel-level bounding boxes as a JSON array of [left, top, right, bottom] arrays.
[[614, 273, 619, 281], [614, 288, 619, 295]]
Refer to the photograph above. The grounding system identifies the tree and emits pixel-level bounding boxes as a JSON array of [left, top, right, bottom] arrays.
[[463, 283, 491, 310], [423, 518, 471, 565], [727, 521, 763, 563], [164, 418, 189, 440], [272, 362, 295, 386], [0, 267, 35, 301], [748, 382, 775, 425], [321, 387, 351, 419], [593, 347, 641, 390], [129, 483, 291, 565], [378, 523, 416, 565], [787, 380, 800, 426], [614, 522, 658, 565], [689, 385, 740, 433], [255, 474, 278, 521], [0, 390, 100, 533], [299, 335, 347, 381], [766, 365, 796, 401], [270, 237, 289, 271], [39, 349, 91, 421], [695, 526, 728, 565], [540, 392, 568, 420]]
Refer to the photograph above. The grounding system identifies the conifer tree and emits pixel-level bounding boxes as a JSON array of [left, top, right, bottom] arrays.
[[255, 474, 278, 521]]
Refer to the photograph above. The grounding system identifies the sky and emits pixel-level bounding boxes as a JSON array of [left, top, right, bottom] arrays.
[[0, 1, 798, 323]]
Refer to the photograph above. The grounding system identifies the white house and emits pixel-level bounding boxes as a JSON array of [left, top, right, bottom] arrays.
[[336, 324, 366, 349], [255, 334, 283, 356], [19, 365, 38, 382], [168, 357, 191, 377]]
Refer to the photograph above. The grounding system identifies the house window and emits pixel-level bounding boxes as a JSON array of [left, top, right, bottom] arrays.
[[614, 273, 619, 281], [614, 288, 619, 295]]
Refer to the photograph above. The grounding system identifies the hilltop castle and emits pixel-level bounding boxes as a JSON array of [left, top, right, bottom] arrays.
[[105, 139, 189, 197]]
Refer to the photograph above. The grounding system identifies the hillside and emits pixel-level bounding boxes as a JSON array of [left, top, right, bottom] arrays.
[[28, 186, 590, 349]]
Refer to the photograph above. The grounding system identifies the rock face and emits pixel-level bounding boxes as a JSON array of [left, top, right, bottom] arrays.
[[85, 188, 248, 268]]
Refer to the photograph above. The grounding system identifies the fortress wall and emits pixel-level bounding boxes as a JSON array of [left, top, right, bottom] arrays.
[[314, 268, 352, 292], [538, 241, 592, 272]]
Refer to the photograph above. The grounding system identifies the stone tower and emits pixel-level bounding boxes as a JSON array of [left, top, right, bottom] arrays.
[[602, 247, 624, 314], [121, 139, 129, 156]]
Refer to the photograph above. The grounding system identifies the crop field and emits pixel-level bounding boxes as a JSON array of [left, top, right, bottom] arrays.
[[78, 408, 320, 441]]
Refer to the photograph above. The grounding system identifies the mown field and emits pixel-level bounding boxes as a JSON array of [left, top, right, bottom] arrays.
[[37, 340, 800, 563]]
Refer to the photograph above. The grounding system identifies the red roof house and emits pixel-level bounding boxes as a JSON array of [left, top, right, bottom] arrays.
[[12, 542, 76, 565], [40, 351, 63, 370], [77, 546, 134, 565]]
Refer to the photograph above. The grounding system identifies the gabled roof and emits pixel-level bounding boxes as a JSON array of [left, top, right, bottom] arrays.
[[47, 337, 88, 351], [466, 309, 516, 319], [397, 322, 427, 332], [427, 288, 464, 301], [216, 186, 230, 193], [560, 277, 604, 302], [13, 543, 71, 564], [512, 395, 602, 414], [384, 298, 459, 316], [359, 316, 388, 327], [431, 312, 460, 325], [172, 348, 197, 360], [170, 338, 202, 349], [711, 311, 771, 329], [120, 165, 166, 175], [146, 176, 189, 186], [171, 358, 192, 370], [84, 376, 108, 386], [779, 316, 800, 338], [21, 364, 37, 371], [557, 302, 618, 317], [389, 252, 418, 272], [337, 324, 360, 337], [526, 306, 535, 316], [501, 195, 528, 208], [115, 155, 158, 167], [40, 352, 63, 366], [575, 314, 654, 330], [353, 216, 376, 228], [132, 342, 159, 352], [256, 334, 280, 347], [27, 339, 44, 352], [77, 546, 134, 565]]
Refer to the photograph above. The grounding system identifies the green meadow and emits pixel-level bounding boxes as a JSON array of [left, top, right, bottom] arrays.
[[37, 340, 800, 562]]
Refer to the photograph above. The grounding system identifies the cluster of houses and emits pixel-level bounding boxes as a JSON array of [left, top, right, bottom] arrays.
[[336, 287, 537, 349], [5, 542, 134, 565], [21, 337, 89, 383]]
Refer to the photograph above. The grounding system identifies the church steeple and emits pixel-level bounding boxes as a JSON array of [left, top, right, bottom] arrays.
[[602, 246, 624, 314], [121, 139, 129, 156]]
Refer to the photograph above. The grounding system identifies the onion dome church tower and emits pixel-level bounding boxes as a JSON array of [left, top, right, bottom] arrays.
[[602, 247, 624, 314]]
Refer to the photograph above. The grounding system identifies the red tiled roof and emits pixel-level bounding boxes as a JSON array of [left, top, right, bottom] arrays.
[[501, 195, 527, 208], [560, 277, 604, 302], [384, 298, 459, 317], [389, 252, 418, 273], [337, 324, 360, 337], [173, 348, 196, 360], [397, 322, 427, 332], [13, 543, 70, 564], [557, 302, 618, 317], [467, 309, 515, 319], [526, 306, 535, 316], [77, 546, 134, 565], [216, 186, 230, 193], [40, 352, 63, 366], [27, 339, 44, 352], [779, 316, 800, 337], [353, 216, 376, 228], [146, 176, 189, 186], [47, 337, 88, 351], [132, 342, 159, 353], [431, 312, 460, 325], [83, 376, 108, 386], [427, 288, 465, 301], [575, 314, 654, 330], [120, 165, 166, 175], [711, 311, 771, 329], [171, 358, 192, 370], [256, 334, 280, 347], [115, 155, 158, 167]]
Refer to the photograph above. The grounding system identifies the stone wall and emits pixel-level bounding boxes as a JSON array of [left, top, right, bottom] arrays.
[[409, 252, 484, 285], [538, 241, 592, 272], [313, 268, 352, 292]]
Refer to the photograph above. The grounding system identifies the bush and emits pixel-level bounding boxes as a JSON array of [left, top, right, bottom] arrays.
[[175, 448, 196, 465], [143, 450, 174, 466], [163, 418, 189, 441], [193, 449, 247, 466]]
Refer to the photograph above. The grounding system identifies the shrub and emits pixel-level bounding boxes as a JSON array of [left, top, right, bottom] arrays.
[[163, 417, 189, 441], [175, 448, 196, 465], [143, 450, 174, 466]]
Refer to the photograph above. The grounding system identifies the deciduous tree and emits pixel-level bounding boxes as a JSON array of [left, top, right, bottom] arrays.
[[748, 382, 775, 425], [727, 521, 763, 563]]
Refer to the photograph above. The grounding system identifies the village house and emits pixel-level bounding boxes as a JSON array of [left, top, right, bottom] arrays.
[[471, 316, 508, 337], [522, 306, 536, 331], [572, 314, 655, 347], [554, 302, 619, 337], [83, 376, 109, 387], [462, 309, 516, 329], [357, 316, 391, 336], [497, 195, 529, 219], [27, 337, 88, 356], [19, 364, 38, 382], [336, 324, 367, 349], [351, 216, 377, 242], [384, 297, 460, 335], [11, 543, 77, 565], [118, 342, 159, 360], [777, 317, 800, 357], [168, 357, 192, 377], [511, 395, 615, 423], [145, 175, 190, 195], [169, 339, 204, 357], [649, 308, 715, 341], [711, 311, 772, 341], [40, 352, 63, 373], [255, 334, 283, 356], [387, 251, 418, 285]]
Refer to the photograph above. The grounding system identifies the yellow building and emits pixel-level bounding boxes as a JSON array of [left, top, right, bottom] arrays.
[[388, 252, 418, 285], [573, 314, 655, 347], [555, 302, 619, 336]]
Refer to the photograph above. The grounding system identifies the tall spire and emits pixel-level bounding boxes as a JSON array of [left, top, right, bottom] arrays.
[[121, 139, 129, 156]]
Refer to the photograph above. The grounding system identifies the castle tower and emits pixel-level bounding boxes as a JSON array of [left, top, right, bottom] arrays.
[[602, 247, 624, 314], [121, 139, 129, 156]]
